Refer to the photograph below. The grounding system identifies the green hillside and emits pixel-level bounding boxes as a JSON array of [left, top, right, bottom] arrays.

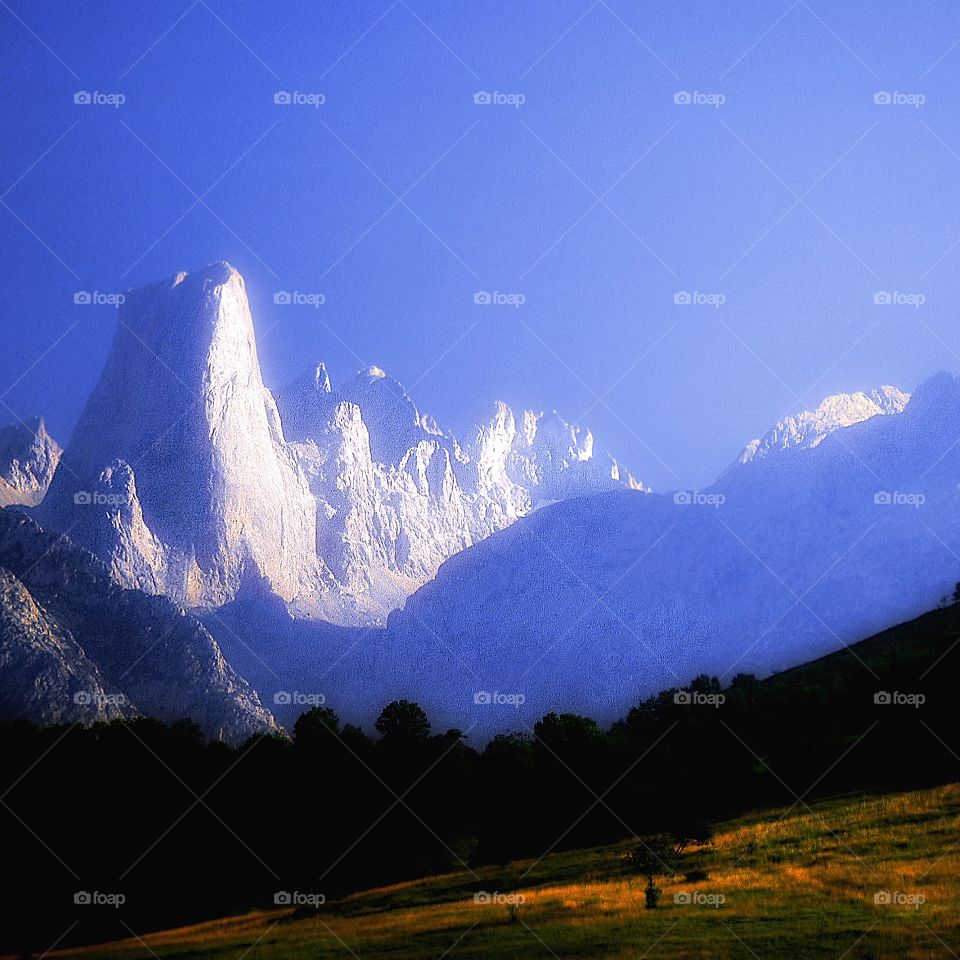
[[45, 782, 960, 960]]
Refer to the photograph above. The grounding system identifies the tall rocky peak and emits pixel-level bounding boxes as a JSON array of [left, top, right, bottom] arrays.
[[0, 416, 61, 507], [39, 262, 320, 607], [34, 263, 642, 623]]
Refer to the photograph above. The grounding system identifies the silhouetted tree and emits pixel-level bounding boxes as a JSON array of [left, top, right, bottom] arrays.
[[375, 700, 431, 745]]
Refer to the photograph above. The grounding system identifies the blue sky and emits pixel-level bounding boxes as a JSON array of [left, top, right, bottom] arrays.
[[2, 0, 960, 489]]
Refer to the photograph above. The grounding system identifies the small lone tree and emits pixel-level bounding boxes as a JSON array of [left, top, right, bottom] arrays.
[[627, 822, 713, 909], [627, 834, 676, 909]]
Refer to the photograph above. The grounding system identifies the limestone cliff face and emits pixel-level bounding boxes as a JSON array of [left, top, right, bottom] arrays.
[[278, 366, 644, 618], [0, 417, 61, 507], [39, 262, 322, 608], [37, 262, 643, 623]]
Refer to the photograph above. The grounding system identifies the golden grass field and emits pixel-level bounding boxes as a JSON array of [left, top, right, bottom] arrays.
[[48, 783, 960, 959]]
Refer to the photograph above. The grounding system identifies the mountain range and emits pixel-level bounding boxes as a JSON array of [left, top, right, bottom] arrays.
[[2, 260, 958, 740], [36, 262, 642, 625]]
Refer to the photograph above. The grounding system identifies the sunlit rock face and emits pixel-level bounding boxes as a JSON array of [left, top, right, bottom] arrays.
[[37, 261, 643, 623], [39, 262, 324, 609], [0, 417, 61, 507], [277, 367, 645, 619], [732, 386, 910, 468]]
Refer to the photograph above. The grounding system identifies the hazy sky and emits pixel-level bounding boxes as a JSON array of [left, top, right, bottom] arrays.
[[3, 0, 960, 489]]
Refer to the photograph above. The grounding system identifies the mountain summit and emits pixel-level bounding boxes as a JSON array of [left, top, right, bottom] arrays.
[[37, 263, 640, 621], [39, 262, 321, 607]]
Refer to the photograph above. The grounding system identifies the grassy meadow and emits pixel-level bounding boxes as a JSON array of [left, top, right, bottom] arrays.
[[44, 782, 960, 960]]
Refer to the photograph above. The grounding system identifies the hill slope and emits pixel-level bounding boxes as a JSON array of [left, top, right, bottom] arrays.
[[43, 782, 960, 960], [371, 372, 960, 738]]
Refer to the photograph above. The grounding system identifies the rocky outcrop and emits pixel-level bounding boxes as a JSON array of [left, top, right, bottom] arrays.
[[38, 263, 324, 609], [733, 386, 910, 468], [34, 262, 642, 622], [0, 417, 61, 507], [0, 507, 277, 741]]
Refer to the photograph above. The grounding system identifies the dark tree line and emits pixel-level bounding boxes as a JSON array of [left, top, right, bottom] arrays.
[[2, 608, 958, 955]]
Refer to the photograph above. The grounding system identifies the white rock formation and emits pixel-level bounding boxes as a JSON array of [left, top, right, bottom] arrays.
[[734, 386, 910, 467], [40, 262, 324, 609], [0, 417, 61, 507], [276, 365, 645, 617], [37, 262, 642, 622]]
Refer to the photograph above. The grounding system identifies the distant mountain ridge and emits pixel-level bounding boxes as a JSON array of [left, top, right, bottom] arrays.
[[732, 386, 910, 468], [365, 371, 960, 736], [4, 258, 956, 743]]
